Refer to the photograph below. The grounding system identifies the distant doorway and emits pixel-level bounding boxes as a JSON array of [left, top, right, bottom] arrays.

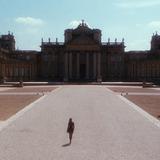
[[80, 64, 86, 79]]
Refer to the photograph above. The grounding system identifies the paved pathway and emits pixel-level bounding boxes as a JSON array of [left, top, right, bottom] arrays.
[[0, 86, 159, 160]]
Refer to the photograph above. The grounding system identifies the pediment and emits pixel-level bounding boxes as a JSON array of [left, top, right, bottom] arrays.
[[69, 34, 97, 45]]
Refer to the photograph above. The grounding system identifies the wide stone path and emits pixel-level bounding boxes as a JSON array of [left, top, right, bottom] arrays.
[[0, 86, 159, 160]]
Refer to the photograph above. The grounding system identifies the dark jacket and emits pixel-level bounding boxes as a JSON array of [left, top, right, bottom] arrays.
[[67, 121, 75, 133]]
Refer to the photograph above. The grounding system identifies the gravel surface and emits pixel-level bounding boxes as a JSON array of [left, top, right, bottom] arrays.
[[0, 95, 41, 120], [125, 95, 160, 119], [108, 87, 160, 93], [108, 87, 160, 119], [2, 87, 57, 93], [0, 86, 159, 160]]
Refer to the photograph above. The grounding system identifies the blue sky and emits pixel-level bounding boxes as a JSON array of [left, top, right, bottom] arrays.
[[0, 0, 160, 51]]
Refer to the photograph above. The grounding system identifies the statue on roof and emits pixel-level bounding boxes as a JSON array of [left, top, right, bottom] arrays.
[[80, 19, 88, 27]]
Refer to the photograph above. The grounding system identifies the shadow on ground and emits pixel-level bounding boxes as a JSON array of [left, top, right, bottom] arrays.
[[62, 143, 70, 147]]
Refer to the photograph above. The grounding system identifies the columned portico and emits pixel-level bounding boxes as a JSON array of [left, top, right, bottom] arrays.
[[64, 51, 102, 82], [62, 20, 103, 82]]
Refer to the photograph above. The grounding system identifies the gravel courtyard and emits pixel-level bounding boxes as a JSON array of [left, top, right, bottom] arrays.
[[0, 86, 57, 120], [0, 86, 159, 160], [108, 86, 160, 119]]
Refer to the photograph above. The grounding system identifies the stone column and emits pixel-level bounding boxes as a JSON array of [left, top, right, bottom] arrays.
[[97, 52, 102, 82], [93, 53, 96, 79], [77, 53, 80, 79], [64, 52, 68, 81], [86, 53, 89, 79], [69, 52, 72, 79]]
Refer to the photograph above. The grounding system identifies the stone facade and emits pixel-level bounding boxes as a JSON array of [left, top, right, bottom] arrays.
[[0, 22, 160, 83]]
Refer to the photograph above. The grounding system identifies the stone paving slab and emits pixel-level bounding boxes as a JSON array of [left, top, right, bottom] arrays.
[[0, 86, 159, 160]]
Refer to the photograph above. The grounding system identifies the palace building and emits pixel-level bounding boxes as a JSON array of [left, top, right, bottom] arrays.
[[0, 21, 160, 83]]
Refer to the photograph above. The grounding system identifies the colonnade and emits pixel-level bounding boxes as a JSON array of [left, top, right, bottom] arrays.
[[64, 52, 102, 81], [0, 63, 36, 81]]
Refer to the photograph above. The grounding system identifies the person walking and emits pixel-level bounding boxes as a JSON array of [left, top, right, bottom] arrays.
[[67, 118, 75, 144]]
